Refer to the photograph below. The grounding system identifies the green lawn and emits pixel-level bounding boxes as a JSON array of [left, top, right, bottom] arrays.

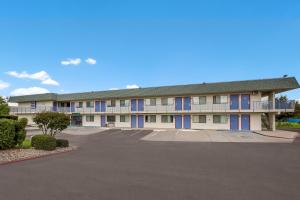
[[276, 122, 300, 129]]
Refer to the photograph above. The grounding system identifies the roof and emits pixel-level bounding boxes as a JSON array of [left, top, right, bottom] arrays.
[[8, 77, 300, 103]]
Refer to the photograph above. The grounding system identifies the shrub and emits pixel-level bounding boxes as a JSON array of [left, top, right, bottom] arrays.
[[20, 138, 31, 149], [0, 119, 16, 149], [33, 112, 70, 136], [0, 115, 18, 120], [18, 118, 28, 129], [56, 139, 69, 148], [31, 134, 56, 151]]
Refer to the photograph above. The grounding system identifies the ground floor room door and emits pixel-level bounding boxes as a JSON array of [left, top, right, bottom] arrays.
[[131, 115, 137, 128], [175, 115, 182, 129], [101, 115, 106, 127], [241, 114, 250, 130], [138, 115, 144, 128], [230, 114, 239, 130], [183, 115, 191, 129]]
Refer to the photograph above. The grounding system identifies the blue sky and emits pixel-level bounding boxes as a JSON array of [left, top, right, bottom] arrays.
[[0, 0, 299, 99]]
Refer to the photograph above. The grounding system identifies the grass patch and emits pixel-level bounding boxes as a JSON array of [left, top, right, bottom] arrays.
[[276, 122, 300, 129], [20, 138, 32, 149]]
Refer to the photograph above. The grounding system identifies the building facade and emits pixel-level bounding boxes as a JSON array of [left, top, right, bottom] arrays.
[[9, 77, 299, 131]]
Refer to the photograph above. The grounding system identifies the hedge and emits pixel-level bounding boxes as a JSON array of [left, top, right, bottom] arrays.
[[0, 118, 27, 149], [0, 115, 18, 120], [0, 119, 16, 149], [56, 139, 69, 148], [31, 135, 56, 151]]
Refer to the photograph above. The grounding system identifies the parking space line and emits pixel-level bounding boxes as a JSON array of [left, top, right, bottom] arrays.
[[129, 130, 143, 136]]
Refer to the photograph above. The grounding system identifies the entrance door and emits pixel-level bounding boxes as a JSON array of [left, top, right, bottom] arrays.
[[71, 102, 75, 112], [131, 115, 137, 128], [241, 114, 250, 130], [138, 115, 144, 128], [183, 97, 191, 111], [230, 95, 239, 110], [175, 97, 182, 111], [101, 115, 106, 127], [131, 99, 137, 112], [175, 115, 182, 129], [183, 115, 191, 129], [138, 99, 144, 111], [241, 94, 250, 110], [230, 115, 239, 130]]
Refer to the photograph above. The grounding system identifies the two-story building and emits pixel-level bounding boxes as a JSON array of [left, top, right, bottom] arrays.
[[8, 77, 299, 131]]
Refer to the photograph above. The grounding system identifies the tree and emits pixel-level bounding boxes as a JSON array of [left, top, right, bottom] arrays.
[[0, 96, 9, 115], [33, 112, 70, 137], [276, 95, 288, 102]]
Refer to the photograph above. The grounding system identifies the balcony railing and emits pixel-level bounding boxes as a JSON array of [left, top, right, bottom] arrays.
[[9, 100, 295, 114]]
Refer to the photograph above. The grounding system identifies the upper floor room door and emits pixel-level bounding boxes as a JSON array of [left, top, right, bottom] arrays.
[[230, 95, 239, 110]]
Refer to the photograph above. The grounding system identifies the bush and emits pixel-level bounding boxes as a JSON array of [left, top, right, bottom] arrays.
[[31, 135, 56, 151], [20, 138, 31, 149], [56, 139, 69, 148], [33, 112, 70, 136], [18, 118, 28, 129], [0, 115, 18, 120], [0, 119, 16, 149]]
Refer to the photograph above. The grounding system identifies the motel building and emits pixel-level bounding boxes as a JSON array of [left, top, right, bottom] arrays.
[[8, 77, 299, 131]]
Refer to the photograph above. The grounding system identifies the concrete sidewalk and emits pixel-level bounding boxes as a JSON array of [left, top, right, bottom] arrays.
[[142, 129, 295, 143], [254, 130, 299, 139]]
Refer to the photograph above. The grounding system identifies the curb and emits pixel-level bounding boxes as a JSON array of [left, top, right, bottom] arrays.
[[253, 131, 295, 140], [0, 147, 78, 166]]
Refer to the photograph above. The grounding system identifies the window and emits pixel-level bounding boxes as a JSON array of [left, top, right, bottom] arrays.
[[120, 99, 129, 107], [86, 101, 94, 108], [107, 100, 116, 107], [31, 101, 36, 109], [120, 115, 130, 122], [213, 95, 228, 104], [213, 115, 228, 124], [192, 115, 206, 123], [107, 115, 116, 123], [161, 98, 168, 105], [192, 96, 206, 105], [145, 115, 156, 123], [77, 102, 83, 108], [161, 115, 174, 123], [149, 98, 156, 106], [86, 115, 94, 122]]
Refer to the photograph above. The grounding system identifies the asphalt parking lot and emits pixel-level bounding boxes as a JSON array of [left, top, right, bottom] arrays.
[[1, 129, 300, 200]]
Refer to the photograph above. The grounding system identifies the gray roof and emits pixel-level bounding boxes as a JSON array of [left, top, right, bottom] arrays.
[[8, 77, 300, 103]]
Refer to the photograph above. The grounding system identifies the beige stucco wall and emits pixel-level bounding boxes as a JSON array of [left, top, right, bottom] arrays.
[[191, 114, 230, 130]]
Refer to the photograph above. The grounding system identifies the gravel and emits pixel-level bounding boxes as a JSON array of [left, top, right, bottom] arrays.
[[0, 146, 77, 164]]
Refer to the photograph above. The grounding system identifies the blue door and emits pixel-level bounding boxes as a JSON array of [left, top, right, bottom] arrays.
[[71, 102, 75, 112], [230, 115, 239, 130], [100, 100, 106, 112], [175, 97, 182, 111], [241, 114, 250, 130], [101, 115, 106, 127], [138, 99, 144, 111], [131, 99, 137, 111], [138, 115, 144, 128], [183, 115, 191, 129], [184, 97, 191, 110], [131, 115, 137, 128], [230, 95, 239, 110], [175, 115, 182, 129], [241, 94, 250, 110], [95, 101, 100, 112]]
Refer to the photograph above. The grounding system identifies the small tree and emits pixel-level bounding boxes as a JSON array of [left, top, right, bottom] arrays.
[[33, 112, 70, 137], [0, 96, 9, 115]]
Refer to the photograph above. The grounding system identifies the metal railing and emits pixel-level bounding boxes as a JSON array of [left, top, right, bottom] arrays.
[[10, 100, 295, 114]]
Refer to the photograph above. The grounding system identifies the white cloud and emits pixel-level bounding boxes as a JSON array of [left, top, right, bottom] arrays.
[[41, 78, 59, 86], [85, 58, 97, 65], [0, 80, 9, 89], [109, 88, 119, 90], [10, 87, 49, 96], [61, 58, 81, 65], [6, 70, 59, 86], [126, 84, 139, 89]]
